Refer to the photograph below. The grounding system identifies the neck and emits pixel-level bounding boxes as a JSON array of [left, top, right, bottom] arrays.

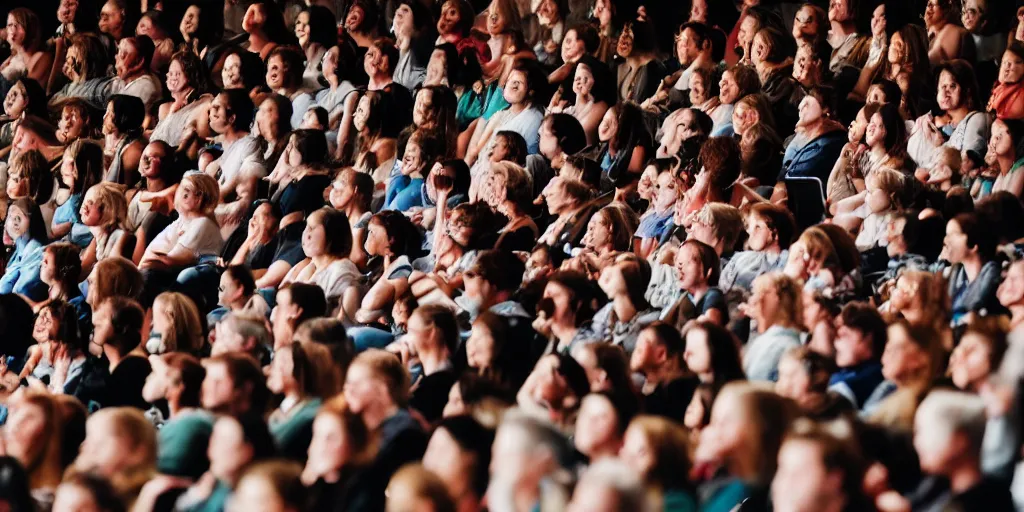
[[870, 144, 888, 161], [644, 361, 683, 388], [947, 461, 982, 494], [627, 54, 651, 67], [362, 402, 400, 431], [802, 119, 827, 139], [368, 74, 391, 90], [929, 19, 948, 33], [146, 176, 169, 192], [962, 256, 983, 282], [947, 106, 968, 124], [687, 284, 709, 302], [830, 21, 855, 37], [419, 348, 449, 375], [551, 322, 578, 346], [612, 296, 638, 324], [248, 32, 268, 49], [508, 101, 529, 115], [311, 254, 336, 270], [171, 88, 194, 104], [222, 128, 245, 144], [998, 153, 1014, 173], [275, 86, 297, 98], [167, 398, 185, 418], [104, 346, 123, 372], [343, 202, 366, 220], [902, 307, 925, 326], [122, 68, 146, 83], [88, 225, 109, 238], [49, 283, 69, 301]]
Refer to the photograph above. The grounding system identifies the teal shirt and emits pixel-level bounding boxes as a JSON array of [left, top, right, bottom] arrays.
[[157, 410, 215, 478], [699, 480, 752, 512], [186, 480, 231, 512], [664, 489, 698, 512], [270, 398, 322, 463]]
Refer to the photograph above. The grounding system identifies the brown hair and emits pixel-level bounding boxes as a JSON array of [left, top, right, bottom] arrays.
[[350, 349, 410, 407], [714, 382, 797, 485], [387, 464, 457, 512], [626, 415, 692, 490], [153, 292, 204, 354], [88, 257, 144, 305], [317, 395, 378, 466]]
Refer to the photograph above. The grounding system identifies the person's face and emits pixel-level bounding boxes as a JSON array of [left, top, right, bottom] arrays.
[[828, 0, 850, 22], [865, 112, 886, 148], [775, 355, 812, 402], [937, 70, 964, 111], [689, 72, 708, 105], [848, 109, 869, 143], [597, 262, 627, 298], [345, 5, 365, 31], [201, 362, 236, 411], [687, 216, 718, 250], [295, 11, 310, 46], [363, 221, 390, 256], [425, 49, 447, 86], [229, 474, 286, 512], [175, 179, 204, 214], [885, 216, 907, 257], [222, 54, 243, 89], [437, 0, 462, 35], [772, 440, 838, 512], [913, 412, 956, 474], [212, 320, 248, 356], [266, 55, 288, 90], [208, 417, 250, 480], [750, 33, 770, 70], [990, 119, 1014, 159], [560, 29, 584, 64], [683, 326, 712, 375], [834, 322, 873, 368], [77, 415, 134, 478], [344, 362, 386, 414], [40, 248, 57, 285], [267, 345, 295, 394], [321, 46, 340, 84], [582, 212, 613, 251], [542, 282, 575, 326], [98, 1, 124, 37], [866, 85, 887, 105], [136, 16, 157, 39], [1017, 7, 1024, 41], [746, 214, 776, 252], [943, 219, 971, 263], [393, 4, 415, 38], [114, 39, 139, 80], [413, 89, 434, 128], [732, 101, 755, 135], [749, 277, 781, 327], [737, 16, 758, 56], [242, 3, 266, 33], [32, 306, 59, 344], [887, 32, 906, 64], [217, 272, 242, 311], [401, 141, 424, 175], [797, 95, 824, 127], [353, 95, 371, 131], [465, 321, 495, 369], [58, 0, 81, 25], [675, 242, 707, 292], [574, 394, 620, 457], [536, 0, 560, 26], [653, 171, 680, 211], [616, 24, 634, 57], [5, 204, 29, 240], [166, 59, 188, 94], [208, 94, 233, 134], [63, 45, 85, 82], [719, 71, 740, 104], [306, 413, 351, 479], [998, 262, 1024, 308], [676, 28, 701, 66], [142, 358, 172, 403], [792, 46, 818, 85], [597, 107, 617, 142], [881, 324, 927, 382], [486, 2, 507, 35], [57, 107, 85, 145], [871, 3, 886, 37], [503, 70, 529, 105], [423, 427, 474, 502], [330, 174, 357, 209], [676, 109, 703, 142], [1000, 49, 1024, 84], [542, 177, 570, 215], [3, 81, 27, 118], [180, 5, 201, 36], [618, 427, 654, 479], [256, 99, 281, 139], [593, 0, 613, 26], [699, 389, 748, 462], [924, 0, 947, 26], [571, 63, 595, 98], [137, 144, 166, 181], [793, 6, 820, 41], [683, 393, 707, 430], [949, 333, 993, 390]]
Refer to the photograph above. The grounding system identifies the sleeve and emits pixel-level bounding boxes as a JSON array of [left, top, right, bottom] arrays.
[[177, 219, 223, 257], [959, 112, 991, 157], [387, 256, 414, 280]]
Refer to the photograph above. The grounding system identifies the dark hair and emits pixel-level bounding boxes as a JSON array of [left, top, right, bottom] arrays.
[[369, 209, 424, 258], [164, 353, 206, 408], [470, 250, 526, 292], [127, 35, 156, 70], [574, 55, 617, 106], [249, 0, 294, 45], [806, 85, 838, 118], [622, 18, 658, 55], [440, 159, 472, 199], [687, 321, 746, 386], [569, 22, 600, 54], [546, 270, 601, 327], [60, 473, 125, 512], [347, 0, 381, 34], [952, 212, 998, 261], [283, 283, 328, 326], [699, 136, 742, 192], [545, 114, 587, 156], [306, 106, 329, 128], [67, 140, 105, 195], [259, 94, 294, 141], [934, 59, 982, 111], [169, 50, 212, 95], [101, 297, 145, 356], [840, 302, 888, 360], [235, 413, 278, 460], [208, 352, 271, 417], [106, 95, 145, 136], [340, 168, 375, 210], [224, 265, 257, 297], [44, 244, 83, 306], [301, 6, 338, 49], [680, 239, 721, 286], [312, 207, 354, 258], [0, 295, 34, 357], [40, 300, 82, 353], [9, 198, 48, 244], [68, 34, 111, 81], [996, 119, 1024, 163], [642, 321, 685, 357], [10, 150, 54, 205], [435, 416, 494, 499], [511, 59, 551, 106], [414, 304, 460, 354], [267, 45, 306, 89], [872, 103, 907, 157], [223, 47, 267, 90], [977, 192, 1024, 244], [748, 202, 796, 249], [609, 102, 653, 155], [290, 129, 330, 168], [10, 77, 47, 119], [493, 131, 528, 165], [219, 88, 256, 132], [180, 3, 224, 53], [372, 38, 400, 75], [553, 353, 591, 402]]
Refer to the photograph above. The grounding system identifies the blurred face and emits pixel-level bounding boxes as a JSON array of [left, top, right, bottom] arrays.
[[536, 0, 559, 26], [413, 89, 434, 128], [924, 0, 946, 26], [58, 0, 80, 25], [3, 82, 27, 118], [437, 0, 462, 35], [142, 358, 171, 403], [267, 345, 295, 394], [887, 32, 906, 64], [256, 99, 281, 139], [881, 324, 927, 383], [344, 362, 384, 414], [653, 171, 680, 212], [53, 483, 101, 512], [229, 474, 285, 512], [136, 16, 157, 39], [949, 333, 993, 390], [301, 212, 328, 257], [306, 414, 350, 479], [165, 59, 188, 94], [772, 440, 839, 512], [401, 141, 423, 176], [732, 101, 755, 135], [618, 427, 654, 478], [594, 0, 612, 26], [865, 113, 886, 148], [503, 70, 529, 105], [295, 11, 310, 46], [719, 71, 740, 104], [675, 243, 707, 292], [849, 109, 869, 143], [572, 63, 594, 98], [208, 94, 233, 134], [542, 282, 575, 326], [543, 178, 572, 215], [574, 394, 620, 457], [775, 355, 812, 402], [465, 321, 495, 369], [797, 95, 825, 127], [330, 174, 357, 209], [266, 55, 288, 90], [222, 54, 243, 89], [175, 179, 204, 214], [942, 219, 971, 264], [998, 262, 1024, 307], [745, 213, 775, 251], [676, 28, 701, 66], [4, 400, 47, 467], [486, 2, 507, 35], [793, 6, 819, 41], [77, 415, 135, 478], [750, 33, 770, 70], [828, 0, 851, 22], [393, 5, 415, 38], [699, 389, 748, 462], [57, 107, 86, 145], [63, 45, 84, 82], [689, 72, 708, 105], [990, 119, 1014, 158], [597, 107, 617, 142], [40, 249, 57, 284], [582, 212, 613, 250], [242, 4, 266, 33], [834, 322, 873, 368], [936, 70, 964, 111], [114, 39, 140, 80], [212, 320, 249, 356], [5, 204, 28, 240], [562, 29, 584, 63], [871, 3, 886, 37], [345, 5, 365, 31], [423, 427, 474, 501], [616, 24, 634, 57], [597, 262, 627, 298], [353, 95, 371, 132], [180, 5, 200, 36], [737, 16, 758, 55], [201, 362, 236, 412], [322, 46, 339, 83], [792, 46, 818, 85], [425, 49, 447, 86], [749, 277, 781, 328], [913, 412, 956, 474], [364, 221, 390, 256], [683, 326, 712, 375], [208, 417, 250, 481], [98, 1, 124, 37], [1000, 49, 1024, 84]]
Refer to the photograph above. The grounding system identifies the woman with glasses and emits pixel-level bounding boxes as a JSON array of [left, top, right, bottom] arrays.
[[149, 51, 213, 149]]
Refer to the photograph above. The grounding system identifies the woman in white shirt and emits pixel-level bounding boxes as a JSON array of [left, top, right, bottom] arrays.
[[280, 207, 360, 303]]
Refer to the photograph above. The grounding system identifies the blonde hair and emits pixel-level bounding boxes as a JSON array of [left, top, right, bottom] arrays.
[[153, 292, 204, 353], [84, 182, 128, 231], [237, 460, 305, 508], [387, 464, 457, 512], [80, 407, 157, 500], [693, 203, 744, 253], [625, 416, 692, 490], [753, 272, 803, 328], [714, 382, 797, 485], [488, 161, 533, 212], [15, 391, 62, 490], [796, 226, 835, 268], [180, 172, 221, 217], [350, 349, 411, 407], [869, 167, 905, 209], [89, 256, 143, 305]]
